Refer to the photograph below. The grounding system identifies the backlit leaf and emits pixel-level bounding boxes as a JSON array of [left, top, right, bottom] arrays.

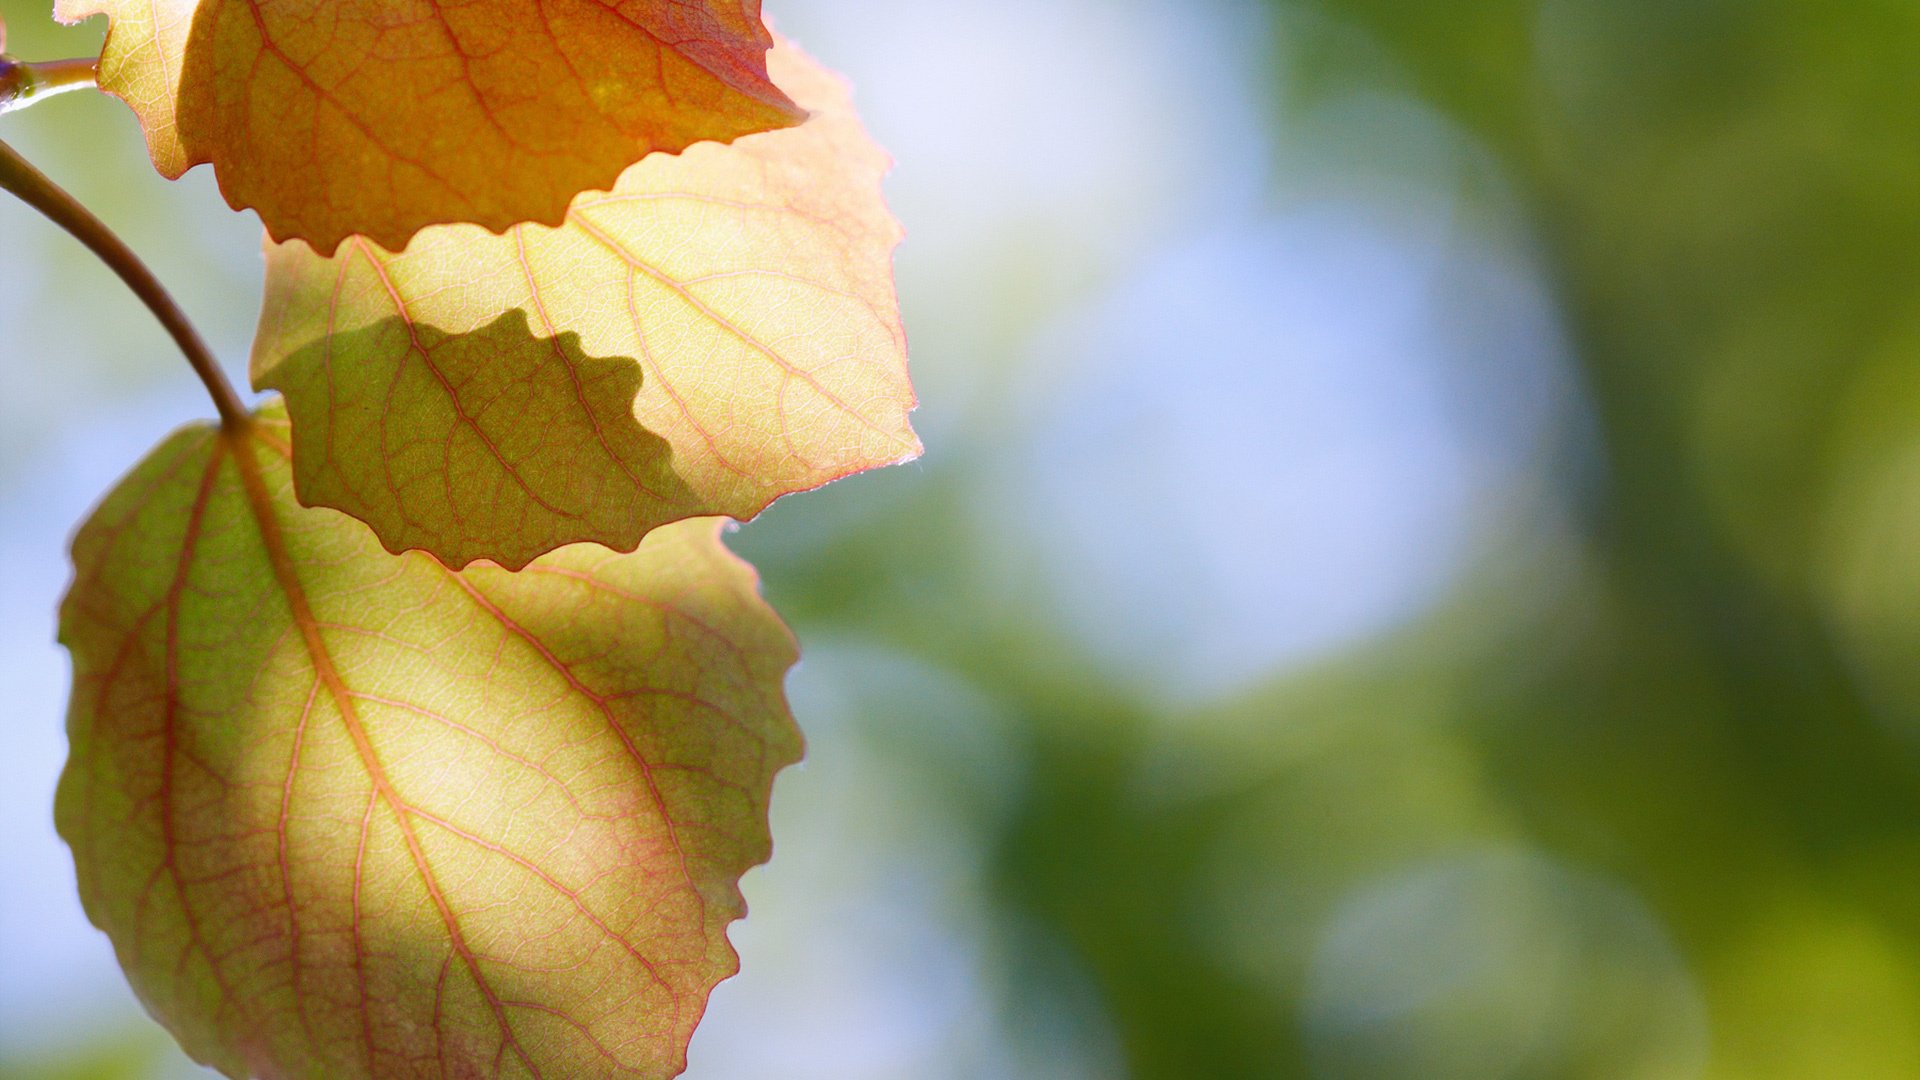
[[57, 403, 802, 1080], [253, 39, 918, 570], [55, 0, 804, 254], [262, 308, 700, 571]]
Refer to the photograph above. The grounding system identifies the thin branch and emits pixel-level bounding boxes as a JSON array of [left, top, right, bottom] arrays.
[[0, 56, 97, 115], [0, 137, 250, 430]]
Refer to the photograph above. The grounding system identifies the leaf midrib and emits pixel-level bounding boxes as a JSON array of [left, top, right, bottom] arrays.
[[225, 425, 543, 1077]]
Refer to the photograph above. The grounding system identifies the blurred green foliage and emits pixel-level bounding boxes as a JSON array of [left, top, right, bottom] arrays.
[[0, 1029, 179, 1080], [745, 2, 1920, 1077]]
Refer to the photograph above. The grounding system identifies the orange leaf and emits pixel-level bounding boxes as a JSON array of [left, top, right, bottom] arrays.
[[58, 403, 802, 1079], [56, 0, 804, 253], [253, 40, 919, 570]]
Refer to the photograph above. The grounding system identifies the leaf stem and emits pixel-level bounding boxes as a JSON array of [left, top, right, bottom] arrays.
[[0, 56, 98, 115], [0, 137, 250, 430]]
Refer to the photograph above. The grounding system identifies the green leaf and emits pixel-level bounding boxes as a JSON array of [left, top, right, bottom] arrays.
[[57, 403, 802, 1080], [252, 39, 919, 571], [263, 308, 698, 571]]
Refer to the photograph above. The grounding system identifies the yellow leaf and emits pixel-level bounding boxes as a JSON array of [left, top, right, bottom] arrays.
[[58, 402, 801, 1079], [253, 39, 919, 570]]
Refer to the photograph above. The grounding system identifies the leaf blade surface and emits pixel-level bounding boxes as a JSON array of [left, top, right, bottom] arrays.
[[58, 404, 801, 1080], [253, 39, 918, 570], [56, 0, 804, 253]]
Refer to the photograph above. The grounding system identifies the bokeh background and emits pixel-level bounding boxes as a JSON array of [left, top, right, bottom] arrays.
[[5, 0, 1920, 1076]]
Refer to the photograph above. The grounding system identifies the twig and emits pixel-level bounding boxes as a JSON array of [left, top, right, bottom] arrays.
[[0, 137, 251, 430]]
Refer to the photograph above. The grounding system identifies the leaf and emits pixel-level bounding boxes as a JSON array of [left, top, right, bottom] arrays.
[[264, 308, 699, 571], [253, 38, 919, 570], [55, 0, 804, 254], [57, 402, 802, 1080]]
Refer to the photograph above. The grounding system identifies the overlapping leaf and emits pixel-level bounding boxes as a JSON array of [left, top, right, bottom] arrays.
[[261, 309, 701, 571], [253, 39, 918, 570], [57, 403, 802, 1080], [55, 0, 803, 253]]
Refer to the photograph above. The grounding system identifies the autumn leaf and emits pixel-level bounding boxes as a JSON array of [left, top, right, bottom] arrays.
[[55, 0, 804, 254], [253, 39, 918, 571], [264, 308, 700, 571], [57, 403, 802, 1080]]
